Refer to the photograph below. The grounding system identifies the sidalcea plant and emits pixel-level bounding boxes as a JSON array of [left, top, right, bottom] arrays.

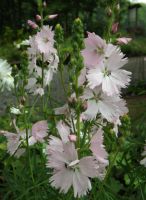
[[0, 2, 135, 199]]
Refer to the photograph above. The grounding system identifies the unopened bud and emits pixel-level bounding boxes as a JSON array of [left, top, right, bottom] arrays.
[[68, 96, 76, 105], [68, 134, 77, 142], [48, 14, 58, 19], [27, 20, 38, 29], [43, 1, 47, 7], [116, 37, 132, 45], [36, 14, 41, 21], [107, 7, 112, 17], [82, 101, 88, 111], [111, 22, 119, 33], [117, 4, 120, 11], [20, 96, 26, 105]]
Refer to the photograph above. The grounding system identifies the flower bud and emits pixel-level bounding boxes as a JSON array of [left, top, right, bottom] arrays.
[[68, 134, 77, 142], [117, 4, 120, 11], [48, 14, 58, 19], [27, 20, 38, 29], [111, 22, 119, 33], [116, 37, 132, 45], [107, 7, 112, 17], [82, 101, 88, 111], [68, 96, 76, 107], [36, 14, 41, 21], [20, 96, 26, 105], [43, 1, 47, 7]]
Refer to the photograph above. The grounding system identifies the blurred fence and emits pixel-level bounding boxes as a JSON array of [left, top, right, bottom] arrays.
[[124, 56, 146, 84]]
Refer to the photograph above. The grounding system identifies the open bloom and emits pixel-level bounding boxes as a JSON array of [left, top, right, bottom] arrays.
[[90, 129, 108, 165], [87, 45, 131, 96], [82, 87, 128, 122], [0, 120, 48, 157], [0, 130, 25, 158], [46, 141, 99, 198], [90, 129, 109, 180], [81, 32, 107, 66], [140, 144, 146, 167], [29, 120, 48, 145], [35, 26, 55, 54], [0, 59, 14, 91]]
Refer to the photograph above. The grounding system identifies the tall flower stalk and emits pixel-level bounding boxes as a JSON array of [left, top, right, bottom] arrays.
[[0, 1, 134, 199]]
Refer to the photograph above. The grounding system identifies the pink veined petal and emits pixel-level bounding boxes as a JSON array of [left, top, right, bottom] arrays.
[[87, 69, 103, 89], [32, 120, 48, 142], [50, 168, 73, 194], [83, 100, 99, 120], [78, 67, 86, 86], [98, 100, 117, 122], [90, 129, 108, 163], [73, 170, 91, 198], [102, 76, 120, 96], [79, 156, 98, 178], [111, 69, 131, 88], [56, 120, 70, 143], [4, 132, 21, 155], [63, 142, 78, 162], [47, 136, 63, 153], [81, 50, 99, 66]]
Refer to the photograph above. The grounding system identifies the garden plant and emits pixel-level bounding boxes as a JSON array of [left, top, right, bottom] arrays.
[[0, 1, 146, 200]]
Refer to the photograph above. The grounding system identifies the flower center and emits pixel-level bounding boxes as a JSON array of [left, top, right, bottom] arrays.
[[102, 67, 111, 77], [43, 37, 49, 43], [96, 46, 104, 55], [65, 159, 79, 170]]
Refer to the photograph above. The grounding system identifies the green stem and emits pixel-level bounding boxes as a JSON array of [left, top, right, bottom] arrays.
[[103, 147, 119, 184], [24, 111, 35, 184], [75, 73, 80, 147]]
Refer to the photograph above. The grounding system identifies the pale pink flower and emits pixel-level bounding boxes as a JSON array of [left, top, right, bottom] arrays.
[[46, 141, 99, 197], [0, 130, 25, 157], [116, 37, 132, 45], [28, 36, 38, 56], [90, 129, 108, 166], [87, 45, 131, 96], [4, 131, 21, 156], [29, 121, 48, 145], [35, 26, 55, 54], [111, 22, 119, 33], [34, 88, 44, 96], [82, 87, 128, 122], [81, 32, 107, 66], [140, 144, 146, 167]]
